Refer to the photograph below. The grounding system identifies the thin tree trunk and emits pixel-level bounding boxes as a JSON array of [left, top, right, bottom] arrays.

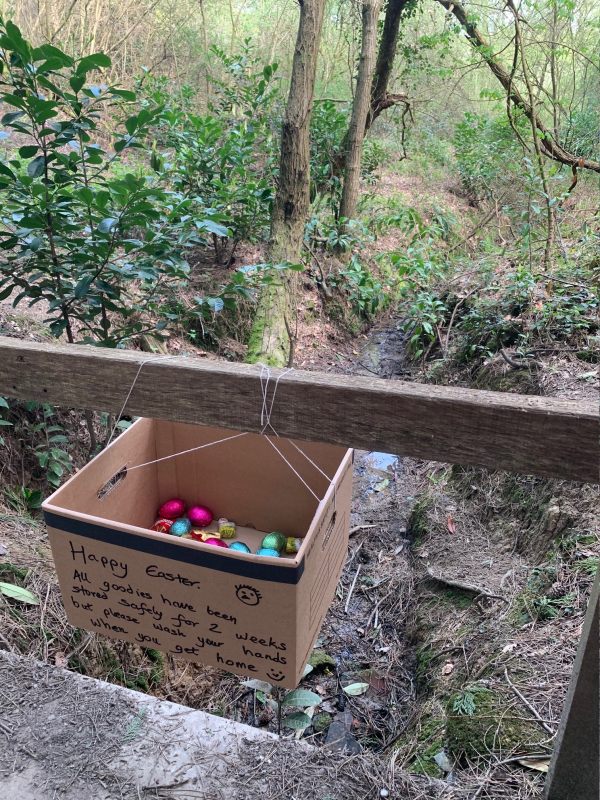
[[339, 0, 383, 223], [366, 0, 410, 132], [246, 0, 326, 366]]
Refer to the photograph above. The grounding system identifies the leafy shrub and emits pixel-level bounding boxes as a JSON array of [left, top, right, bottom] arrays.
[[309, 100, 348, 211], [156, 41, 280, 266], [453, 111, 526, 203], [0, 19, 207, 346]]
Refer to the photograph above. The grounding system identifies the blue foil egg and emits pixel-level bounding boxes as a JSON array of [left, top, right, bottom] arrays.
[[256, 547, 280, 558], [170, 517, 191, 537], [229, 541, 251, 554]]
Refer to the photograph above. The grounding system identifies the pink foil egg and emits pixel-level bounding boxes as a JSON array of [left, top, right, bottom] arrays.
[[158, 498, 186, 520], [188, 505, 213, 527], [204, 537, 228, 548]]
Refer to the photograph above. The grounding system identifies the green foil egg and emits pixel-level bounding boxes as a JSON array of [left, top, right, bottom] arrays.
[[229, 541, 251, 554], [170, 517, 191, 537], [261, 532, 287, 553], [285, 536, 302, 554], [256, 547, 280, 558]]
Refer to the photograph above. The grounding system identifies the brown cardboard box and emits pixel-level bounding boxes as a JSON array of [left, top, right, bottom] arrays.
[[43, 419, 353, 688]]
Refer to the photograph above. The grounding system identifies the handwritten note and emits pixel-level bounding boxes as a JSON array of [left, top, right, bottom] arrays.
[[59, 536, 293, 685]]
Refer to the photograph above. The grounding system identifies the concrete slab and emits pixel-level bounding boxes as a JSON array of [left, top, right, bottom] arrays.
[[0, 651, 456, 800]]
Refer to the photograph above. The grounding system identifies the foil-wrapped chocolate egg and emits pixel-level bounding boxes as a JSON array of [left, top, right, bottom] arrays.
[[218, 518, 236, 539], [170, 517, 192, 537], [204, 537, 228, 548], [285, 537, 302, 554], [152, 518, 174, 534], [228, 541, 251, 554], [256, 547, 280, 558], [261, 532, 287, 553], [158, 498, 186, 520], [188, 505, 213, 527], [189, 529, 207, 541]]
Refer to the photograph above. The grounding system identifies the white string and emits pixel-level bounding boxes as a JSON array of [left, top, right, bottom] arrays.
[[104, 357, 335, 506], [125, 431, 249, 471], [259, 364, 336, 504], [106, 354, 180, 446]]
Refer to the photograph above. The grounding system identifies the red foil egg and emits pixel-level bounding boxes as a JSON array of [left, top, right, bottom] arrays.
[[188, 505, 213, 527], [152, 518, 174, 534], [204, 537, 228, 548], [158, 498, 186, 520]]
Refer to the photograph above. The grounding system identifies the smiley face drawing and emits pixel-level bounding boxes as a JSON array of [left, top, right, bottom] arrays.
[[266, 668, 285, 682], [235, 584, 262, 606]]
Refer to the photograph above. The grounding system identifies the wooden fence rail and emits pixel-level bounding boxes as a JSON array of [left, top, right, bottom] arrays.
[[0, 335, 598, 799], [0, 336, 597, 482]]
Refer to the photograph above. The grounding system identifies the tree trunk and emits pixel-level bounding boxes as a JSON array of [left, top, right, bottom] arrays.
[[246, 0, 326, 366], [339, 0, 383, 223], [367, 0, 411, 133]]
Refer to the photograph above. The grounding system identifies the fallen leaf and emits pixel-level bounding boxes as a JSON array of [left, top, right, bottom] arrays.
[[54, 653, 68, 668], [441, 662, 455, 676], [343, 682, 369, 696], [0, 582, 39, 605], [502, 643, 517, 654], [374, 478, 390, 492], [242, 679, 273, 693], [517, 757, 550, 773], [447, 516, 456, 534]]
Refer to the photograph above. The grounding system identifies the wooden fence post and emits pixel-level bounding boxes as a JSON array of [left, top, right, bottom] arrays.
[[545, 569, 599, 800]]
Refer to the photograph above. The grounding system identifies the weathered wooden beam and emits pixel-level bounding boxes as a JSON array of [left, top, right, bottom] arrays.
[[0, 336, 597, 482], [545, 570, 599, 800]]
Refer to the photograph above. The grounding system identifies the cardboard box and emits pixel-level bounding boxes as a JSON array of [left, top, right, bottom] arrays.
[[43, 419, 353, 688]]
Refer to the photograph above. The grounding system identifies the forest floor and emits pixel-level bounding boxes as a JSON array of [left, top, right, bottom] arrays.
[[0, 166, 597, 799]]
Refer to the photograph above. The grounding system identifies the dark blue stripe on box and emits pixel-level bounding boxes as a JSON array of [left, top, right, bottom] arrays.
[[44, 512, 304, 585]]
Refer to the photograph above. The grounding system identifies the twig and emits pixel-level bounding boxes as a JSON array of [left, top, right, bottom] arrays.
[[500, 348, 542, 370], [426, 567, 508, 603], [443, 288, 480, 354], [345, 564, 362, 613], [349, 524, 377, 537], [504, 667, 556, 736]]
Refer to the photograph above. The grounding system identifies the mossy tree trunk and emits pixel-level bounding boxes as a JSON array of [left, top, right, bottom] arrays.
[[338, 0, 383, 224], [246, 0, 326, 366]]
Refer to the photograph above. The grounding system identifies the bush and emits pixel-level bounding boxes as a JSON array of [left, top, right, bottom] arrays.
[[155, 41, 280, 266], [0, 19, 209, 346]]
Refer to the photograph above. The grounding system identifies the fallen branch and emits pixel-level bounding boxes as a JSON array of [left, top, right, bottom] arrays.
[[504, 666, 556, 736], [426, 567, 508, 603], [345, 564, 362, 614]]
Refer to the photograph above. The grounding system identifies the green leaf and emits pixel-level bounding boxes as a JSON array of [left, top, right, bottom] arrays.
[[0, 420, 12, 426], [0, 398, 9, 409], [2, 110, 25, 125], [18, 145, 38, 158], [27, 156, 46, 178], [196, 219, 229, 237], [98, 218, 118, 234], [0, 161, 16, 180], [283, 712, 312, 730], [32, 44, 73, 66], [0, 582, 39, 605], [281, 688, 322, 708], [342, 682, 369, 696], [74, 277, 93, 299], [108, 88, 136, 101], [76, 53, 111, 75], [70, 74, 85, 94], [0, 286, 14, 301], [241, 679, 273, 692]]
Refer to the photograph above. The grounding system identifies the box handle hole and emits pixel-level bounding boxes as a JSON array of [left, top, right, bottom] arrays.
[[97, 466, 128, 499]]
